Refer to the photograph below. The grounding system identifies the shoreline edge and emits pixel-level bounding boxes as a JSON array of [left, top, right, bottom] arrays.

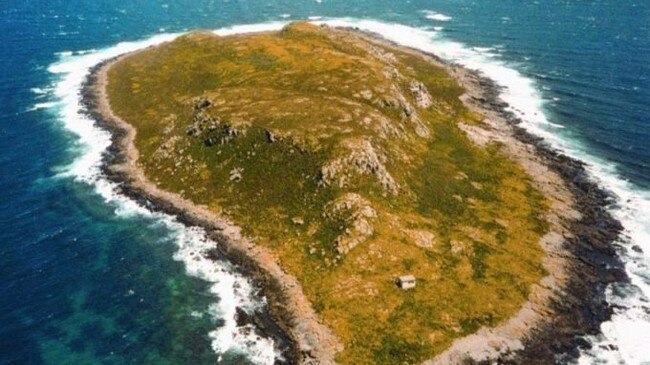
[[80, 25, 627, 365]]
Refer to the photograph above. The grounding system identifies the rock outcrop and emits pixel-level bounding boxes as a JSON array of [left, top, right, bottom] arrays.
[[323, 193, 377, 254], [319, 139, 398, 195]]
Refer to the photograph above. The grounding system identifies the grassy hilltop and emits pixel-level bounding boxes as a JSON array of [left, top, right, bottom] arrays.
[[107, 23, 548, 364]]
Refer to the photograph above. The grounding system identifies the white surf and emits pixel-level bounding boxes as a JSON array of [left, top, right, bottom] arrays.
[[39, 16, 650, 364]]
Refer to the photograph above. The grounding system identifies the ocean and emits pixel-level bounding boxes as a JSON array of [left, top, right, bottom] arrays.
[[1, 1, 648, 364]]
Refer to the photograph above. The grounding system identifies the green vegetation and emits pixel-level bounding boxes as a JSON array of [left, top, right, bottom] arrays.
[[107, 23, 549, 364]]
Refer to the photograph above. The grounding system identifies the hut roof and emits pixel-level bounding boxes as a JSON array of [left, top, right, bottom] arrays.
[[399, 274, 415, 282]]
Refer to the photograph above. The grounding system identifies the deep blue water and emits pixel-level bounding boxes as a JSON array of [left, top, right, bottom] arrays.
[[1, 1, 648, 364]]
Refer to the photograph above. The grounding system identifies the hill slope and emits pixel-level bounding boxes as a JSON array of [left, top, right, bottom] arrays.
[[106, 23, 549, 364]]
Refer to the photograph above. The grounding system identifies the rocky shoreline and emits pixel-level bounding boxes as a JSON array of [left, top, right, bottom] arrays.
[[81, 27, 627, 365], [455, 69, 627, 364], [344, 28, 628, 363], [82, 58, 304, 365]]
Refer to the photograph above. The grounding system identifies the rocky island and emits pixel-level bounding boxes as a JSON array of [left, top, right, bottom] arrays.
[[82, 22, 625, 364]]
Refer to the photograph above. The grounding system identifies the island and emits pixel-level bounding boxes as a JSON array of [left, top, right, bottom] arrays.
[[82, 22, 625, 364]]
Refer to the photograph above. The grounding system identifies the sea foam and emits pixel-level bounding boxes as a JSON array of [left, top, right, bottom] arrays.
[[421, 10, 453, 22], [313, 17, 650, 364], [42, 16, 650, 364], [27, 101, 59, 112], [46, 27, 287, 365]]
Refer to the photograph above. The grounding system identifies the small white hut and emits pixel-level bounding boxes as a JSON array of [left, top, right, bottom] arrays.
[[397, 274, 416, 290]]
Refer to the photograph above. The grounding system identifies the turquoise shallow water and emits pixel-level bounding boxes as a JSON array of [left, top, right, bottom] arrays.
[[1, 1, 649, 364]]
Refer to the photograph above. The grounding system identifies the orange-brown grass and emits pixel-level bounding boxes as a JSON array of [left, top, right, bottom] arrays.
[[107, 23, 548, 364]]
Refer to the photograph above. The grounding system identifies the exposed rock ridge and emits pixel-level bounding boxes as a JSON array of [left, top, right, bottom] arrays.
[[319, 138, 398, 195], [323, 193, 378, 254]]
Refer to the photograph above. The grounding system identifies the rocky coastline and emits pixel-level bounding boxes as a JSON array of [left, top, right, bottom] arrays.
[[351, 28, 628, 363], [453, 68, 626, 364], [81, 27, 627, 365], [82, 58, 304, 365]]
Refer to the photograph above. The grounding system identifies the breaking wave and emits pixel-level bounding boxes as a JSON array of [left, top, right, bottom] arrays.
[[40, 16, 650, 364], [421, 10, 453, 22], [317, 17, 650, 365], [45, 28, 281, 365]]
